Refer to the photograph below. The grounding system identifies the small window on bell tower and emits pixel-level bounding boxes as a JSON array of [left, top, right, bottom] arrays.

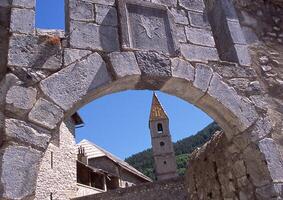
[[157, 123, 163, 133]]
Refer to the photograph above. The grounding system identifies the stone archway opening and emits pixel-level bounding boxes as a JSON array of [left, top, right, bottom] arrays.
[[1, 0, 282, 199]]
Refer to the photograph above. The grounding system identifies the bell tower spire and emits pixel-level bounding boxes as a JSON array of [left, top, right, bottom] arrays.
[[149, 92, 178, 180]]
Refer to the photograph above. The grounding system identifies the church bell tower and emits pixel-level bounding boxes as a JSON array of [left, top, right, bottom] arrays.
[[149, 93, 178, 181]]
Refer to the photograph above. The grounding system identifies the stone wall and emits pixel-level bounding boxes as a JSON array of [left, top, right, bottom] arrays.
[[35, 119, 77, 200], [0, 0, 282, 199], [73, 177, 187, 200]]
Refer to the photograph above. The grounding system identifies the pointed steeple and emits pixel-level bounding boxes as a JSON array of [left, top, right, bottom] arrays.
[[149, 92, 168, 121]]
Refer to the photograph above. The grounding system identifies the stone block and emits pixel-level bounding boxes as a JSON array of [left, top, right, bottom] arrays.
[[179, 0, 205, 12], [193, 63, 213, 93], [12, 0, 35, 8], [95, 4, 118, 26], [234, 44, 251, 66], [0, 0, 10, 7], [211, 62, 256, 78], [169, 8, 189, 25], [207, 74, 258, 131], [118, 0, 179, 55], [28, 98, 64, 130], [171, 58, 194, 82], [5, 119, 51, 149], [227, 20, 247, 45], [69, 0, 94, 21], [176, 25, 186, 43], [6, 86, 37, 116], [108, 52, 141, 78], [64, 48, 92, 66], [181, 44, 219, 62], [83, 0, 115, 6], [1, 145, 42, 199], [152, 0, 177, 7], [243, 144, 272, 187], [0, 73, 22, 107], [69, 21, 119, 52], [135, 51, 171, 78], [185, 27, 215, 47], [40, 53, 112, 111], [8, 34, 62, 69], [188, 10, 210, 29], [10, 8, 34, 34], [259, 138, 283, 182]]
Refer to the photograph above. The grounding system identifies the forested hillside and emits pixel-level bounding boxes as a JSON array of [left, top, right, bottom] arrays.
[[125, 122, 221, 180]]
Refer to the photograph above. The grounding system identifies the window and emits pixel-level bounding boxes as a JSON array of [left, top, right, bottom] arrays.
[[160, 141, 165, 147], [157, 123, 163, 133], [163, 161, 167, 165]]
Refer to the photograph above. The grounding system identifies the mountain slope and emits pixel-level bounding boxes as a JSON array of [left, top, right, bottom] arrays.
[[125, 122, 221, 180]]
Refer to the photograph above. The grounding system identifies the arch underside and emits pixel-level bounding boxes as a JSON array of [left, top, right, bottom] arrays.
[[0, 0, 282, 199]]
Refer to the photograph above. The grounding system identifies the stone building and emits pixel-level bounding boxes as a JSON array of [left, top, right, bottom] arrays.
[[149, 93, 178, 180], [76, 140, 152, 196]]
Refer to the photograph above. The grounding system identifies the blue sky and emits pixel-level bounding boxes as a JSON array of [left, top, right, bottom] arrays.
[[36, 0, 213, 159]]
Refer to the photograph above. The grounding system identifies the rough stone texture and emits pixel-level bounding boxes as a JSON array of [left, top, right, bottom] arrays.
[[5, 118, 51, 149], [171, 58, 194, 82], [1, 145, 42, 199], [185, 27, 215, 47], [35, 120, 77, 200], [69, 21, 119, 52], [258, 138, 283, 182], [181, 44, 219, 62], [135, 51, 171, 78], [74, 177, 187, 200], [8, 34, 62, 70], [0, 73, 22, 107], [108, 52, 141, 79], [10, 8, 34, 34], [0, 0, 282, 199], [28, 98, 64, 130], [64, 48, 92, 67], [13, 0, 35, 9], [69, 0, 94, 21], [95, 4, 118, 26], [179, 0, 205, 12], [193, 63, 213, 93], [40, 53, 112, 111], [6, 86, 37, 116]]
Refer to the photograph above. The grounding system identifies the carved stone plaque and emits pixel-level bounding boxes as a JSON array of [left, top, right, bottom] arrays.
[[118, 0, 179, 55]]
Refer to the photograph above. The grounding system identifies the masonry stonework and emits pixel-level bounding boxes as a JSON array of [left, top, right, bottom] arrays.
[[0, 0, 282, 199]]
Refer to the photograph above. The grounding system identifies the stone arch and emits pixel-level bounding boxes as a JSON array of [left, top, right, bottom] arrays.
[[0, 0, 283, 199]]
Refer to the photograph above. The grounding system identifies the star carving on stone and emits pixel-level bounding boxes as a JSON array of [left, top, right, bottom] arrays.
[[139, 16, 161, 39]]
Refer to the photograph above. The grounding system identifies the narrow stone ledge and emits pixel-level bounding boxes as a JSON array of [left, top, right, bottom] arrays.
[[10, 8, 34, 34], [40, 53, 112, 111], [1, 145, 42, 199], [28, 98, 64, 130], [5, 118, 51, 149], [6, 86, 37, 116]]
